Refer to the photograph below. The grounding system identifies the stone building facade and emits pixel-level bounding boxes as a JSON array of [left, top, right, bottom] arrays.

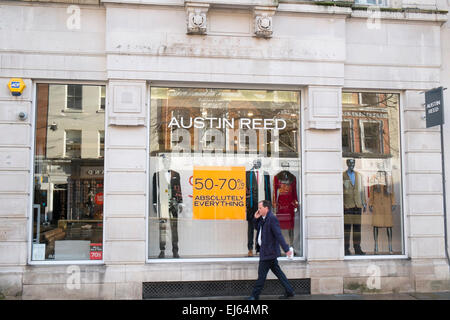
[[0, 0, 449, 299]]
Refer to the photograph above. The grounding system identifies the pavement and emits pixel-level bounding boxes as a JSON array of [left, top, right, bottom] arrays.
[[170, 291, 450, 300]]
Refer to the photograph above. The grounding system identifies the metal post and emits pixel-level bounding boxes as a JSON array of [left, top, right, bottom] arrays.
[[440, 124, 450, 273]]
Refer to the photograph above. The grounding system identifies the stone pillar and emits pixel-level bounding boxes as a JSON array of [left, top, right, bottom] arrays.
[[304, 86, 344, 293], [0, 77, 32, 297], [104, 80, 147, 265], [404, 90, 450, 291]]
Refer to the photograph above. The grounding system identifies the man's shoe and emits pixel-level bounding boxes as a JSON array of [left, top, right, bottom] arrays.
[[246, 296, 257, 300], [158, 251, 165, 258], [248, 250, 253, 257], [345, 248, 351, 256], [354, 247, 366, 255], [279, 292, 295, 299], [173, 252, 180, 258]]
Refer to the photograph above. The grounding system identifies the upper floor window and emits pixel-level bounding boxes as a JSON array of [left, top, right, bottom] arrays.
[[67, 84, 83, 110], [354, 0, 388, 6], [100, 86, 106, 110]]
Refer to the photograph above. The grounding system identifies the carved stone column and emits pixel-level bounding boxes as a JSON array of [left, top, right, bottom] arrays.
[[185, 2, 210, 35], [253, 6, 276, 38]]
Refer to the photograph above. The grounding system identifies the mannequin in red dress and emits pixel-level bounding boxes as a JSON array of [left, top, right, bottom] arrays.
[[273, 164, 298, 246]]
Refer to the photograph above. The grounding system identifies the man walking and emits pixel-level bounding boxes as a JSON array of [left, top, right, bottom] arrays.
[[248, 200, 295, 300]]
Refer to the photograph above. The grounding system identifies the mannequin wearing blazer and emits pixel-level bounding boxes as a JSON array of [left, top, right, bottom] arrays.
[[152, 164, 183, 258]]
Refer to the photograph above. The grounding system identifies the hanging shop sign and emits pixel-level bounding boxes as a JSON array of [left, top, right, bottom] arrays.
[[193, 166, 246, 220], [425, 87, 444, 128]]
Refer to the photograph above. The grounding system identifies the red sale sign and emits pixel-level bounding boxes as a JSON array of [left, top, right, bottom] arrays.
[[95, 192, 104, 205], [90, 243, 103, 260]]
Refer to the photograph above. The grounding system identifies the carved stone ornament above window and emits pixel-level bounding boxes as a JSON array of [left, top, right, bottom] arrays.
[[185, 2, 210, 35], [253, 6, 276, 38]]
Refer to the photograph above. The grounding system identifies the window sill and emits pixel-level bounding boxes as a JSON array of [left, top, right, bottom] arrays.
[[28, 260, 105, 266], [61, 109, 83, 113]]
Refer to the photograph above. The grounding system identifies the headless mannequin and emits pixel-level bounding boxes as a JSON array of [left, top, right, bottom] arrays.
[[277, 162, 295, 246], [153, 156, 183, 215], [370, 171, 394, 254], [153, 155, 183, 258], [373, 227, 393, 254], [246, 159, 260, 256]]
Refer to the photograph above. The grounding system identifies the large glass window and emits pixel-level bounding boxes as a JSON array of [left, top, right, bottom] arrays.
[[32, 84, 105, 261], [342, 92, 403, 256], [149, 88, 302, 259]]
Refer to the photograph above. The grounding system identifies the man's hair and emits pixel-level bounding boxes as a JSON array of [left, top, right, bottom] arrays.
[[259, 200, 272, 210]]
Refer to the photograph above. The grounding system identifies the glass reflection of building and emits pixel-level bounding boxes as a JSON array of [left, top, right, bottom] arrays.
[[342, 92, 403, 256], [33, 84, 105, 260]]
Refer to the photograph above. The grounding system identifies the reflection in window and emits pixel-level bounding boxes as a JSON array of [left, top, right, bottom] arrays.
[[32, 84, 105, 261], [99, 131, 105, 158], [100, 86, 106, 110], [342, 120, 353, 154], [361, 121, 382, 154], [342, 92, 403, 257], [354, 0, 387, 6], [65, 130, 81, 158], [67, 84, 82, 110], [149, 87, 302, 259]]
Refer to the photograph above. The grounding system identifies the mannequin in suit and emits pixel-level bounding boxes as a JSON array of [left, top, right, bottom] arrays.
[[343, 158, 366, 256], [152, 154, 183, 258], [246, 159, 272, 257]]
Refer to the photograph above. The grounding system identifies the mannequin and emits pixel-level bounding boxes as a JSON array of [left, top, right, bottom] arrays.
[[246, 161, 258, 257], [343, 158, 367, 256], [273, 162, 298, 246], [152, 154, 183, 258], [246, 159, 272, 257], [369, 170, 395, 254]]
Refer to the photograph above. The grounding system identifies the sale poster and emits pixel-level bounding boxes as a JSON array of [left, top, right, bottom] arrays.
[[193, 166, 246, 220], [90, 243, 103, 260]]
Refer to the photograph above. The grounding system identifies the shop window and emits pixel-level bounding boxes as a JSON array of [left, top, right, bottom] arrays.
[[342, 92, 403, 257], [149, 87, 302, 259], [32, 83, 105, 262]]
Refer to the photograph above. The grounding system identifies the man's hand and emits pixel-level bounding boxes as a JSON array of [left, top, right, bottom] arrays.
[[287, 247, 294, 259], [254, 210, 262, 219]]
